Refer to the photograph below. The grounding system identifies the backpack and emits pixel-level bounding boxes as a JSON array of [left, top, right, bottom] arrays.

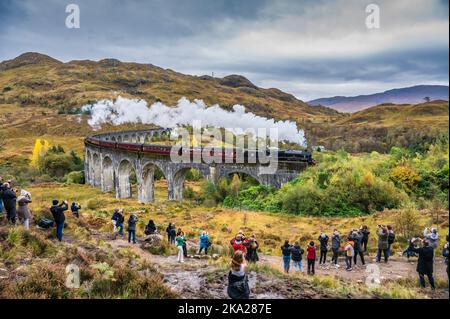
[[227, 273, 250, 299], [388, 233, 396, 245], [38, 218, 54, 229]]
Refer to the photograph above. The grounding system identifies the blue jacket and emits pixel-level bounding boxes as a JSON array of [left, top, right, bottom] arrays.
[[200, 234, 209, 248]]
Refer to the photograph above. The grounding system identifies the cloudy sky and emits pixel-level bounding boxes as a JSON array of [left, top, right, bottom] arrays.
[[0, 0, 448, 100]]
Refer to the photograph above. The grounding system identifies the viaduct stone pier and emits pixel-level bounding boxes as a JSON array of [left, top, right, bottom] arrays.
[[84, 129, 308, 203]]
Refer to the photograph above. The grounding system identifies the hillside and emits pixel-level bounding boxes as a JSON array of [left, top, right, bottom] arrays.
[[0, 53, 448, 154], [308, 85, 449, 113], [307, 100, 449, 152], [0, 52, 340, 124]]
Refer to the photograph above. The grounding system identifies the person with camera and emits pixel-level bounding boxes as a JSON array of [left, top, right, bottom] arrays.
[[0, 177, 5, 216], [245, 234, 259, 263], [424, 227, 439, 250], [360, 225, 370, 253], [376, 225, 390, 263], [443, 235, 449, 283], [331, 229, 341, 267], [318, 232, 329, 265], [349, 228, 365, 266], [127, 213, 139, 244], [50, 199, 69, 242], [111, 209, 125, 236], [1, 182, 17, 225], [17, 189, 32, 230], [408, 238, 436, 290], [71, 202, 81, 218]]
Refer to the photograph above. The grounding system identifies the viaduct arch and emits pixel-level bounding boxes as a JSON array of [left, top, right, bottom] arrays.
[[85, 129, 308, 203]]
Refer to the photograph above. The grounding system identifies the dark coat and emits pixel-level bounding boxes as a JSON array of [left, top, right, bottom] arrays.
[[127, 216, 138, 231], [281, 243, 292, 256], [112, 212, 125, 224], [318, 235, 329, 252], [50, 203, 68, 224], [145, 222, 157, 235], [361, 229, 370, 241], [1, 188, 17, 214], [349, 232, 363, 252], [291, 245, 304, 261], [331, 234, 341, 250], [245, 240, 259, 262], [227, 272, 250, 299], [409, 244, 434, 274]]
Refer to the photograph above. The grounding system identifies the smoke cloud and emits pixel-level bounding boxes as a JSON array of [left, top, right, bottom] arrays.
[[82, 96, 306, 146]]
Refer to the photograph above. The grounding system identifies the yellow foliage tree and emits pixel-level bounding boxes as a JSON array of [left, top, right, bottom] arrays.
[[390, 165, 421, 194], [30, 139, 49, 168]]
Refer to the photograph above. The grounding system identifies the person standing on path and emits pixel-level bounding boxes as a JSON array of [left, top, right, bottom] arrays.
[[318, 233, 329, 265], [127, 214, 138, 244], [306, 241, 317, 275], [331, 229, 341, 267], [176, 231, 186, 263], [409, 239, 436, 290], [281, 240, 293, 273]]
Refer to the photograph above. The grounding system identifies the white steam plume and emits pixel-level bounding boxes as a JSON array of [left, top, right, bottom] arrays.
[[82, 96, 307, 146]]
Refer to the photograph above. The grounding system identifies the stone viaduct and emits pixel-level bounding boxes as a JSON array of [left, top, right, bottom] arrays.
[[84, 129, 308, 203]]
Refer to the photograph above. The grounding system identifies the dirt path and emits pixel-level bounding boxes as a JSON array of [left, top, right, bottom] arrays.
[[87, 230, 449, 299], [260, 254, 449, 283]]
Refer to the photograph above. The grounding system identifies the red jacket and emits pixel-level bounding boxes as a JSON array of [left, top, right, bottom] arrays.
[[232, 242, 247, 253], [307, 245, 316, 260]]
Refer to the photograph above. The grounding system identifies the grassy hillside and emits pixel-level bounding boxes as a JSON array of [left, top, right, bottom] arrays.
[[307, 100, 449, 152], [0, 52, 340, 124], [1, 53, 448, 153]]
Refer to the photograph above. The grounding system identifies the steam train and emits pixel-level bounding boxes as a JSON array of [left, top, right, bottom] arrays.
[[85, 136, 315, 164]]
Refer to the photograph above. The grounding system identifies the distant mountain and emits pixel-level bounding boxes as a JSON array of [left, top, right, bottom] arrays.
[[308, 85, 449, 113]]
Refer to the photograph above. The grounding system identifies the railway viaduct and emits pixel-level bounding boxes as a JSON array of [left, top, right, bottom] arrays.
[[84, 129, 308, 203]]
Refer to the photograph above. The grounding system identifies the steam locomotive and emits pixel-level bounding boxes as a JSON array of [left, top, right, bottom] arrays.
[[85, 137, 315, 164]]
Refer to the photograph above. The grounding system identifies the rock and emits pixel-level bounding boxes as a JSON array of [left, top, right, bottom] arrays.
[[212, 254, 220, 260], [0, 268, 8, 279]]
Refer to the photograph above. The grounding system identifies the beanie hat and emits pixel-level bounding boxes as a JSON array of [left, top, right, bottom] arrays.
[[52, 199, 59, 205]]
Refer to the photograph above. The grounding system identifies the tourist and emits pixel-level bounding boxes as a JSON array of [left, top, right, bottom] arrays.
[[127, 214, 138, 244], [387, 225, 396, 257], [408, 239, 435, 290], [291, 241, 304, 272], [376, 225, 389, 263], [307, 241, 317, 275], [424, 228, 439, 250], [199, 231, 210, 255], [50, 199, 68, 242], [17, 190, 32, 230], [111, 209, 124, 235], [232, 235, 247, 254], [281, 240, 292, 273], [177, 228, 188, 257], [245, 235, 259, 263], [71, 202, 81, 218], [176, 231, 186, 263], [403, 237, 419, 260], [443, 235, 449, 282], [331, 229, 341, 267], [144, 219, 157, 235], [1, 182, 17, 224], [318, 232, 329, 265], [0, 178, 5, 216], [348, 229, 365, 266], [344, 240, 354, 271], [360, 225, 370, 252], [227, 250, 250, 299], [166, 223, 176, 244]]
